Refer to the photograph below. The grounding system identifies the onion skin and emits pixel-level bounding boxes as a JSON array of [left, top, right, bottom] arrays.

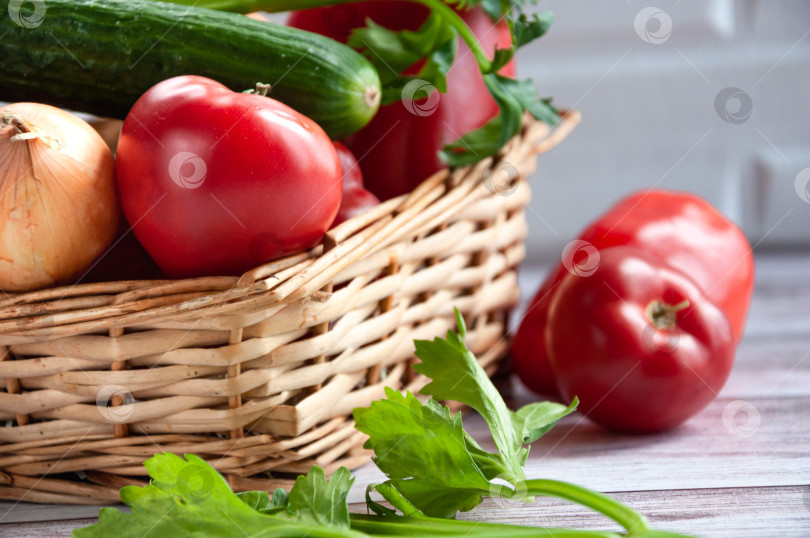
[[0, 103, 119, 292]]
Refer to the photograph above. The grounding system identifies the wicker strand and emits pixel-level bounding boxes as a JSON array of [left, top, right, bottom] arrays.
[[307, 234, 338, 394], [1, 346, 28, 426]]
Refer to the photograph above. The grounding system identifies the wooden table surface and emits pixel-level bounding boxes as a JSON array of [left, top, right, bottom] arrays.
[[1, 251, 808, 537]]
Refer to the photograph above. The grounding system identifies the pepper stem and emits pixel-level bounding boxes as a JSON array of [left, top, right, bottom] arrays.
[[646, 299, 691, 330]]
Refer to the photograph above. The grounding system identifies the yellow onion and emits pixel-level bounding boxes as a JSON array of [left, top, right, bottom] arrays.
[[0, 103, 119, 292]]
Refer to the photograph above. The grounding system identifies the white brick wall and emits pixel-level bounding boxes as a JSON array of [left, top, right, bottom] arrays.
[[517, 0, 810, 261]]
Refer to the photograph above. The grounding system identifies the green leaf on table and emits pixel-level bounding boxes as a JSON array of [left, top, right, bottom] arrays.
[[413, 308, 526, 481], [512, 398, 579, 444], [287, 466, 354, 529], [73, 453, 361, 538], [353, 387, 492, 518], [237, 487, 288, 514]]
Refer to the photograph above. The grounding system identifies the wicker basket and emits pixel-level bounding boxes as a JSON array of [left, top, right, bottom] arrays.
[[0, 112, 578, 505]]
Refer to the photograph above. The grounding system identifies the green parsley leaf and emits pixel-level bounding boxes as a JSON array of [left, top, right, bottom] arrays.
[[353, 387, 492, 518], [479, 0, 506, 19], [512, 398, 579, 444], [413, 308, 526, 482], [287, 466, 354, 529], [514, 11, 554, 47], [440, 114, 505, 166], [236, 489, 287, 513], [74, 453, 362, 538], [348, 12, 457, 105], [440, 75, 558, 167]]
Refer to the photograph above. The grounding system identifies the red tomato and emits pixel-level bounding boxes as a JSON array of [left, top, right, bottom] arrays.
[[116, 75, 341, 278], [332, 142, 380, 226], [334, 141, 364, 191], [546, 246, 735, 432], [288, 3, 514, 201], [513, 189, 754, 397]]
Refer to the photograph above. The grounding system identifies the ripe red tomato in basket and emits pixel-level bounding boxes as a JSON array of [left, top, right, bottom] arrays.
[[115, 75, 342, 278], [288, 3, 515, 201], [332, 142, 380, 226], [546, 247, 736, 432]]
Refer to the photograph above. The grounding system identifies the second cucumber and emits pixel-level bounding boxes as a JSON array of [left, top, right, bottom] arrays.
[[0, 0, 381, 139]]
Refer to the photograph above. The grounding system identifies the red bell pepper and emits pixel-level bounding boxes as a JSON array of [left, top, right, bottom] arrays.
[[513, 189, 754, 397], [288, 2, 514, 201], [546, 246, 736, 432]]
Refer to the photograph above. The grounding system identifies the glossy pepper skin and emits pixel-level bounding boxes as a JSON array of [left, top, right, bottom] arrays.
[[546, 246, 735, 432], [512, 189, 754, 397], [287, 2, 515, 201]]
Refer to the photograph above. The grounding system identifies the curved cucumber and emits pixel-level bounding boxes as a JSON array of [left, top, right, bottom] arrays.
[[0, 0, 381, 139]]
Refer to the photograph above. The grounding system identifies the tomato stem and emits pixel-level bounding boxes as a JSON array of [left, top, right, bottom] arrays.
[[646, 299, 690, 330], [243, 82, 272, 96]]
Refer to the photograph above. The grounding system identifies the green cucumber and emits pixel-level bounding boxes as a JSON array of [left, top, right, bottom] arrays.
[[0, 0, 381, 139]]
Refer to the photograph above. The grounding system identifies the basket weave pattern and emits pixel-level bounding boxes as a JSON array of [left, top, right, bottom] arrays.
[[0, 113, 578, 504]]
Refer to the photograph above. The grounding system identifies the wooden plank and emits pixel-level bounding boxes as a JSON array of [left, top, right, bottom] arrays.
[[0, 503, 106, 525], [725, 334, 810, 398], [488, 394, 810, 495], [0, 517, 97, 537], [457, 485, 810, 538]]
